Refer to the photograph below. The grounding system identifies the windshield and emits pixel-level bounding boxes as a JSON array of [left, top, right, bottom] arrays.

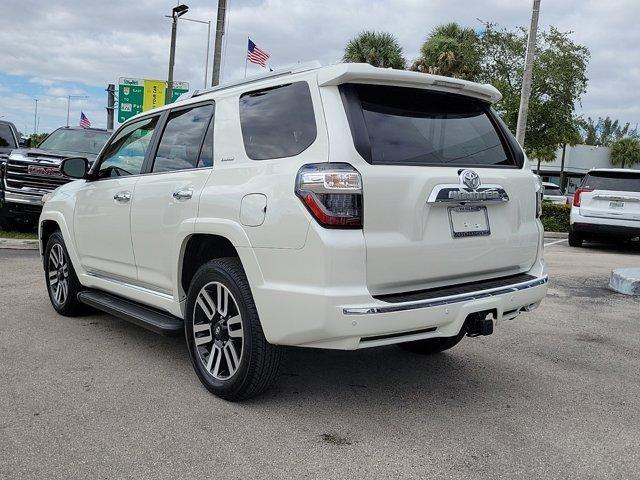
[[582, 171, 640, 193], [0, 124, 17, 148], [341, 84, 515, 167], [39, 128, 110, 155]]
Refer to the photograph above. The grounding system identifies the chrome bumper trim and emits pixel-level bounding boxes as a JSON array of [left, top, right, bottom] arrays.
[[343, 275, 548, 315], [3, 190, 44, 205]]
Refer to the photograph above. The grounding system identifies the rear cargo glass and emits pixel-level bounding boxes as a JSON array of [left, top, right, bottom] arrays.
[[582, 171, 640, 192], [340, 84, 520, 167]]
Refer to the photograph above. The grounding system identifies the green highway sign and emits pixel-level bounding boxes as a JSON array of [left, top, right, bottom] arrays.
[[117, 77, 189, 123]]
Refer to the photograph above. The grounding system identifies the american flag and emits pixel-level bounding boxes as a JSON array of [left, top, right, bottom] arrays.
[[247, 38, 270, 68], [79, 112, 91, 128]]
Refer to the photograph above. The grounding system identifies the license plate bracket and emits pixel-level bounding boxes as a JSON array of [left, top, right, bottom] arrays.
[[609, 201, 624, 209], [448, 205, 490, 238]]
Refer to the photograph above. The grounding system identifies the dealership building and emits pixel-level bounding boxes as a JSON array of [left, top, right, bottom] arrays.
[[531, 144, 613, 193]]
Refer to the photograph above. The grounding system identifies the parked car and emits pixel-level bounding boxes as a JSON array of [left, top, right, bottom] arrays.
[[1, 126, 111, 231], [0, 120, 21, 229], [542, 182, 567, 204], [39, 63, 548, 400], [569, 168, 640, 247]]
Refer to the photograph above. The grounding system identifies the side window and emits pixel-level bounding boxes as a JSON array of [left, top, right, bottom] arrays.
[[152, 104, 213, 173], [98, 116, 158, 178], [197, 117, 214, 168], [239, 82, 317, 160]]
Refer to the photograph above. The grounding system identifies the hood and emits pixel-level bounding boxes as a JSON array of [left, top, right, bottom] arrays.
[[10, 147, 98, 165]]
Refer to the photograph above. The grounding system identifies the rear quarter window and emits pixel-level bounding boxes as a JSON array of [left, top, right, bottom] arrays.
[[239, 81, 317, 160]]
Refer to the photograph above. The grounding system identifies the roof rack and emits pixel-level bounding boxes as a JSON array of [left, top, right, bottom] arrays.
[[187, 61, 322, 99]]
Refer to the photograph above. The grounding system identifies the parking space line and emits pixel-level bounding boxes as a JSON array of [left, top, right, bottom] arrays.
[[544, 238, 568, 247]]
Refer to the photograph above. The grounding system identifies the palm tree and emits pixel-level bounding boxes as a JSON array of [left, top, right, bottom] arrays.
[[343, 31, 406, 69], [412, 23, 481, 80], [610, 137, 640, 169]]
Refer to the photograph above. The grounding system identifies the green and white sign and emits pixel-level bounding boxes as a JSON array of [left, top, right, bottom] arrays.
[[117, 77, 189, 123]]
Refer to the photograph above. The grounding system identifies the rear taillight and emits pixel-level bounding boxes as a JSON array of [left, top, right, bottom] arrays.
[[572, 188, 592, 207], [295, 163, 363, 228], [535, 176, 543, 218]]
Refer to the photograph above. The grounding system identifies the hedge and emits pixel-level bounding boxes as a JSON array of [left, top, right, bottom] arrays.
[[541, 202, 571, 233]]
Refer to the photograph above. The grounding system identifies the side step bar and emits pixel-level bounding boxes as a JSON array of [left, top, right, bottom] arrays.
[[77, 290, 183, 336]]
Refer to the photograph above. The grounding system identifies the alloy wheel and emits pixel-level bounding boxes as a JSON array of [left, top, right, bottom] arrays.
[[192, 282, 244, 380], [48, 243, 69, 306]]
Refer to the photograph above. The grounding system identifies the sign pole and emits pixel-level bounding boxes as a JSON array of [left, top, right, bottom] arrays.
[[244, 35, 249, 78]]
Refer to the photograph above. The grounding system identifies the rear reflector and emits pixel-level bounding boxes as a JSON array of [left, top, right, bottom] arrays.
[[296, 163, 363, 228]]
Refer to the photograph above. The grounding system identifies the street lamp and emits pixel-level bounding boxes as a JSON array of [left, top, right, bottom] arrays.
[[167, 4, 189, 102], [179, 16, 212, 88], [66, 95, 89, 127]]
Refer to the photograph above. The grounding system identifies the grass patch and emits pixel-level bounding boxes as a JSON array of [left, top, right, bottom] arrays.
[[0, 230, 38, 240]]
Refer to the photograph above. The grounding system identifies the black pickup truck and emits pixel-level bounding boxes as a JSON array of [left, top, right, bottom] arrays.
[[1, 126, 111, 230]]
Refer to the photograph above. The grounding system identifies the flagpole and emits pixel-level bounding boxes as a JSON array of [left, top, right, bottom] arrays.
[[244, 35, 249, 78]]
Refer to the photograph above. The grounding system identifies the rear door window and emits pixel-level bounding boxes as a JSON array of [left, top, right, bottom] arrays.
[[239, 82, 316, 160], [341, 84, 517, 167], [152, 103, 214, 173], [582, 171, 640, 192]]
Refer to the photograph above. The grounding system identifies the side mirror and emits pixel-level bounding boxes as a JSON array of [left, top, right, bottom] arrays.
[[60, 157, 89, 179]]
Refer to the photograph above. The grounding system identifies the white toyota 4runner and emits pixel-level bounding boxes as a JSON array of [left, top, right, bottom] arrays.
[[39, 63, 548, 400]]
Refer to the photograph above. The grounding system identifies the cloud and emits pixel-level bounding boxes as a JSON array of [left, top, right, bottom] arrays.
[[0, 0, 638, 131]]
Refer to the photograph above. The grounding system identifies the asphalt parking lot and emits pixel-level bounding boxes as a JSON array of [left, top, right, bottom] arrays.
[[1, 240, 639, 479]]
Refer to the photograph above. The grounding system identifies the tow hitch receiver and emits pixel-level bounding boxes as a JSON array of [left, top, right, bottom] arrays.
[[464, 310, 496, 337]]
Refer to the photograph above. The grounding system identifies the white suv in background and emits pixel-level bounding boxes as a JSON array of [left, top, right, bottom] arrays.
[[569, 168, 640, 247], [39, 63, 548, 400]]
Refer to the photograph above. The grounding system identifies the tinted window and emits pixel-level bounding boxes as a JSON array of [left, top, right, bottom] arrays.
[[0, 125, 17, 148], [98, 116, 158, 178], [197, 118, 214, 168], [582, 171, 640, 192], [544, 185, 562, 195], [240, 82, 316, 160], [152, 104, 213, 173], [38, 128, 110, 155], [342, 84, 513, 167]]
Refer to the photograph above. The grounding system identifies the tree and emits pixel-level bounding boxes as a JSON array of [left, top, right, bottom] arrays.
[[29, 132, 48, 146], [343, 31, 405, 69], [478, 25, 590, 162], [411, 23, 481, 80], [610, 137, 640, 168], [581, 116, 638, 146]]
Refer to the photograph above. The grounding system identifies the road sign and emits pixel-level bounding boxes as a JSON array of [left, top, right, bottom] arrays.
[[117, 78, 189, 123]]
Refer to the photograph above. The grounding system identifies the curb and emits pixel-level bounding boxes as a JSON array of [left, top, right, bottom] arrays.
[[0, 238, 39, 250], [609, 268, 640, 296], [544, 231, 568, 239]]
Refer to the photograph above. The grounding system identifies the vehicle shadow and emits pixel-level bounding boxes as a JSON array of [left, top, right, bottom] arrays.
[[579, 239, 640, 254]]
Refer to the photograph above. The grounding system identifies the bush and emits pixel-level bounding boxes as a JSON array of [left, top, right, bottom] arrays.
[[541, 202, 571, 232]]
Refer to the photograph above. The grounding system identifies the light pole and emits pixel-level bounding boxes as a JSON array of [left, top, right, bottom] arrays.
[[167, 4, 189, 103], [33, 99, 38, 135], [179, 17, 212, 88], [212, 0, 227, 86], [66, 95, 89, 127]]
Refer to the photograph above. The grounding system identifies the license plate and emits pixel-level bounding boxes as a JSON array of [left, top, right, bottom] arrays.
[[448, 206, 490, 238], [28, 165, 60, 176], [609, 201, 624, 209]]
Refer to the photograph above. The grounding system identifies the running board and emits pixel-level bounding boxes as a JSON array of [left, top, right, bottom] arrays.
[[77, 290, 183, 336]]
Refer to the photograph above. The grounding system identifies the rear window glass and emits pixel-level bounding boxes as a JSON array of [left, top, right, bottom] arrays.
[[582, 171, 640, 192], [544, 185, 562, 195], [342, 84, 515, 167], [239, 82, 316, 160]]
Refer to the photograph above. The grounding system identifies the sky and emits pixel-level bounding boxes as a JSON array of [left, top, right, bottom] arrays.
[[0, 0, 638, 135]]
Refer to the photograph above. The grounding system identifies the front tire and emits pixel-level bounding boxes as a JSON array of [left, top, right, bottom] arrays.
[[44, 231, 84, 316], [397, 331, 465, 355], [185, 258, 282, 401], [568, 230, 583, 247]]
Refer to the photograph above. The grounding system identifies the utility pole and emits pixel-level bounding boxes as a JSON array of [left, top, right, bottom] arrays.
[[33, 99, 38, 135], [167, 4, 189, 103], [211, 0, 227, 86], [106, 84, 115, 130], [515, 0, 541, 147]]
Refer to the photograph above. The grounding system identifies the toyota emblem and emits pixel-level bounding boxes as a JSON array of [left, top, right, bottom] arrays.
[[460, 169, 481, 190]]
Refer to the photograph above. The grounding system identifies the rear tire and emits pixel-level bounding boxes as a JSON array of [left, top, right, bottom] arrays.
[[185, 258, 282, 401], [397, 331, 465, 355], [568, 230, 583, 247], [44, 231, 84, 316]]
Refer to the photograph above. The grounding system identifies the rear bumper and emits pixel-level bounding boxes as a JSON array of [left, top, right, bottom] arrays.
[[571, 209, 640, 238]]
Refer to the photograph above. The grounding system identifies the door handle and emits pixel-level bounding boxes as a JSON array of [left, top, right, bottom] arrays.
[[173, 189, 193, 200], [113, 191, 131, 203]]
